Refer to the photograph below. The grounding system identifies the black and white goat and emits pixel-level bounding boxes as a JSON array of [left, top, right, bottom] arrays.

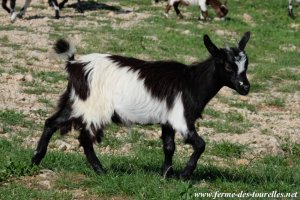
[[1, 0, 82, 22], [164, 0, 228, 21], [31, 32, 251, 179]]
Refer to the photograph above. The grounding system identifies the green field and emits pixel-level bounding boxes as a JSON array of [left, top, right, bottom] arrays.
[[0, 0, 299, 199]]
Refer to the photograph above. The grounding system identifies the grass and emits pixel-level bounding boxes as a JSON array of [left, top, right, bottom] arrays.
[[201, 110, 252, 134], [0, 0, 299, 199], [264, 97, 286, 108], [0, 138, 299, 199], [0, 110, 33, 133], [210, 141, 247, 158]]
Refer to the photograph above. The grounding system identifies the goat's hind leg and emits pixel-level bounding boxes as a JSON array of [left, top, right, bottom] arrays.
[[2, 0, 11, 14], [161, 124, 176, 178], [17, 0, 32, 19], [173, 1, 184, 19], [78, 127, 105, 174], [50, 0, 61, 19], [31, 107, 72, 166]]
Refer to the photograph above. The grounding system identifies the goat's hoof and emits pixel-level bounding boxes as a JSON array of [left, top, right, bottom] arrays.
[[163, 13, 169, 18], [10, 12, 17, 23], [31, 155, 42, 166], [288, 13, 295, 19], [179, 171, 191, 180], [94, 166, 106, 174], [178, 14, 184, 19], [17, 13, 23, 19], [162, 167, 174, 178], [55, 10, 60, 19]]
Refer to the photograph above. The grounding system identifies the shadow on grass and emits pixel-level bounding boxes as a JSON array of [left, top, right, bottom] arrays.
[[66, 1, 132, 13]]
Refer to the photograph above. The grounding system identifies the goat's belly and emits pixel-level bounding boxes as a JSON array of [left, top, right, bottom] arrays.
[[184, 0, 201, 6], [113, 88, 169, 125]]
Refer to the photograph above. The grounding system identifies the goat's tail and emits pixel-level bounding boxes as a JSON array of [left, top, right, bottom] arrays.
[[54, 39, 76, 61]]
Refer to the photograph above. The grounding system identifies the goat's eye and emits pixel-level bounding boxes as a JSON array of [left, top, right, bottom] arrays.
[[225, 62, 233, 72]]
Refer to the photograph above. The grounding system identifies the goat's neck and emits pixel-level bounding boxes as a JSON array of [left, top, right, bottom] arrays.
[[189, 60, 223, 111]]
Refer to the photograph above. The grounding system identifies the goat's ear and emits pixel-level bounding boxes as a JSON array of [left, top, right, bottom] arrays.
[[238, 31, 251, 51], [204, 35, 221, 57]]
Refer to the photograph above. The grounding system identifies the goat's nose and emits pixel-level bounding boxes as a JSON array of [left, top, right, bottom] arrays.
[[243, 85, 250, 91]]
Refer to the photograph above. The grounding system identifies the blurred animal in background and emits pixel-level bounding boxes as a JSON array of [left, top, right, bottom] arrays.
[[288, 0, 300, 19], [18, 0, 83, 19], [164, 0, 228, 21], [1, 0, 83, 22], [1, 0, 19, 22]]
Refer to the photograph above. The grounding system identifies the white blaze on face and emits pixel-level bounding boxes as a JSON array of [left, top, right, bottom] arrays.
[[235, 52, 247, 75]]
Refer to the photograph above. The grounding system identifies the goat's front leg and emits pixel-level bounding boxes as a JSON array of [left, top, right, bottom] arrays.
[[180, 128, 205, 179], [78, 128, 105, 174], [161, 124, 176, 178]]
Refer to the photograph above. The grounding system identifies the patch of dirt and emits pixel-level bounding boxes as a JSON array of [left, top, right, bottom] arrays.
[[242, 13, 256, 27]]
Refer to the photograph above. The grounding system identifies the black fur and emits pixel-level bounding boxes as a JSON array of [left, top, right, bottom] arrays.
[[66, 62, 90, 100], [2, 0, 15, 14], [54, 39, 71, 55]]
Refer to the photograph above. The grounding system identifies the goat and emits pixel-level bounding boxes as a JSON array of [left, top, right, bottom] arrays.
[[2, 0, 83, 22], [31, 32, 251, 179], [288, 0, 300, 19], [164, 0, 228, 21]]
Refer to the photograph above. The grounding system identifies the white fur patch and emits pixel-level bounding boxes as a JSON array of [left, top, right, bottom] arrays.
[[69, 54, 189, 137], [167, 94, 189, 138], [169, 0, 206, 8], [235, 52, 247, 75], [10, 12, 17, 23]]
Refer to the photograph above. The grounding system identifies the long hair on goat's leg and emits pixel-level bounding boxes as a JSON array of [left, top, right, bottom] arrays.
[[161, 124, 176, 178]]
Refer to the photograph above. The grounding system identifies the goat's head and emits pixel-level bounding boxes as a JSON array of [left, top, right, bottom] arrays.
[[216, 0, 228, 18], [204, 32, 251, 95]]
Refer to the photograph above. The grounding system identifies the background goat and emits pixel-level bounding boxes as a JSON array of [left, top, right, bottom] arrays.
[[31, 32, 250, 179], [2, 0, 83, 22], [165, 0, 228, 21]]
